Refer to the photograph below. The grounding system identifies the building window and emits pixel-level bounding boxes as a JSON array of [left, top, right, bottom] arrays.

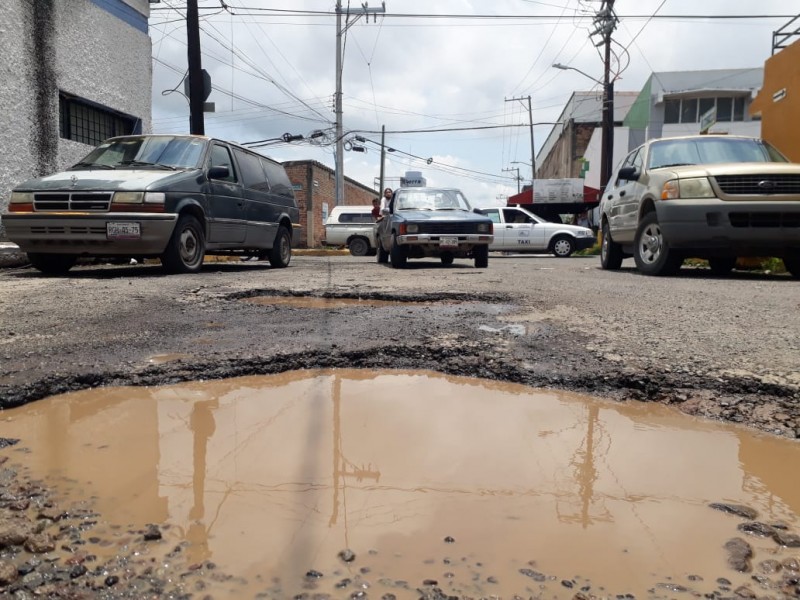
[[59, 93, 139, 146], [663, 96, 748, 125]]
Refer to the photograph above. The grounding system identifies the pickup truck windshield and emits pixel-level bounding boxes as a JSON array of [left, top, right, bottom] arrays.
[[70, 136, 207, 170], [395, 190, 471, 211]]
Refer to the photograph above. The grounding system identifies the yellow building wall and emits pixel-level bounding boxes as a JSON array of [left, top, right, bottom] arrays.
[[750, 39, 800, 161]]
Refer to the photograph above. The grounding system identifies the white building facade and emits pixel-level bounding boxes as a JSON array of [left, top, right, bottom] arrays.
[[0, 0, 153, 238]]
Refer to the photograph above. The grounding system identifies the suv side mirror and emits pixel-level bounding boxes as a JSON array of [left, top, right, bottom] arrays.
[[618, 166, 640, 181], [208, 165, 230, 180]]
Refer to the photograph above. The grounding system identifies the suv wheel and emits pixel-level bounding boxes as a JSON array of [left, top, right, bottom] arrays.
[[161, 214, 205, 274], [633, 212, 682, 276], [551, 235, 574, 258], [348, 236, 369, 257], [28, 253, 77, 275], [269, 226, 292, 268], [600, 221, 623, 270], [390, 234, 407, 268]]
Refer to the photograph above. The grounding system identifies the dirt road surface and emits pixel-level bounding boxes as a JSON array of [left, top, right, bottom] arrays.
[[1, 254, 798, 438]]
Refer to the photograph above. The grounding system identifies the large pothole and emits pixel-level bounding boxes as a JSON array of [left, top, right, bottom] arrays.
[[0, 370, 798, 598]]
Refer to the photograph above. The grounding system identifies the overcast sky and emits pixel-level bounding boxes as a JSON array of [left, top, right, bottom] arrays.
[[149, 0, 794, 205]]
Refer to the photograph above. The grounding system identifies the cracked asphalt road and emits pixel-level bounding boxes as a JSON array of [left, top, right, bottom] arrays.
[[0, 253, 798, 438]]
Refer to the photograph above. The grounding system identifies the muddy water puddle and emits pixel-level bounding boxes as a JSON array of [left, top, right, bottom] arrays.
[[243, 296, 434, 309], [1, 370, 800, 598]]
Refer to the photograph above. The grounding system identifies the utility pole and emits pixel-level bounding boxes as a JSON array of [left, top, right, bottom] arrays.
[[186, 0, 205, 135], [505, 95, 535, 184], [593, 0, 618, 191], [335, 1, 386, 206], [379, 125, 386, 194], [502, 166, 521, 194]]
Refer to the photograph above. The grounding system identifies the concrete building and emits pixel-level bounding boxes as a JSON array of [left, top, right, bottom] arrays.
[[283, 160, 379, 248], [0, 0, 153, 238]]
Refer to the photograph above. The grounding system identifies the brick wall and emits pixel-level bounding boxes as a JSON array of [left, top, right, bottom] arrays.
[[283, 160, 378, 248]]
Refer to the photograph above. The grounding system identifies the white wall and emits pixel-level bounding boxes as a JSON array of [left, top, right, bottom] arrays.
[[582, 126, 631, 191], [0, 0, 152, 238], [660, 121, 761, 139]]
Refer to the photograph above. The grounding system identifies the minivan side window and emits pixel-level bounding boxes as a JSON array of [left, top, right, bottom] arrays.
[[210, 144, 238, 183], [261, 159, 294, 199], [233, 148, 270, 192]]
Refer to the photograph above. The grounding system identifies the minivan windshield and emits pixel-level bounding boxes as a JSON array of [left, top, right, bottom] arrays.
[[647, 137, 788, 170], [70, 136, 207, 171]]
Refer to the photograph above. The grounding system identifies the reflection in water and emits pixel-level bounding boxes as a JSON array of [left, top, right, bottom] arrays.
[[1, 370, 799, 598]]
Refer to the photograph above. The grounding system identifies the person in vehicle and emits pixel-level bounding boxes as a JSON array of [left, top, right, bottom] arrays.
[[371, 198, 381, 221]]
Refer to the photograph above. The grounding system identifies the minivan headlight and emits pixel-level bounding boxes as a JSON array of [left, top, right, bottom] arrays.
[[10, 192, 33, 204], [113, 191, 144, 204]]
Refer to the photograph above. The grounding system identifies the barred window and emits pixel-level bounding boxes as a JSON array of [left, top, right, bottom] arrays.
[[59, 93, 139, 146]]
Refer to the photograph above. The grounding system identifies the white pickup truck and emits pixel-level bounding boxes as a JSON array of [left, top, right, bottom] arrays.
[[475, 205, 596, 257], [324, 206, 377, 256]]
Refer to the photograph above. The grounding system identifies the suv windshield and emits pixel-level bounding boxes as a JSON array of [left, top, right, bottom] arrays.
[[70, 136, 207, 170], [647, 138, 788, 170], [395, 189, 471, 211]]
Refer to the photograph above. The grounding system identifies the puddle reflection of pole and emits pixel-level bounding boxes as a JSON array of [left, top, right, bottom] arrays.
[[188, 398, 219, 561], [329, 373, 381, 539]]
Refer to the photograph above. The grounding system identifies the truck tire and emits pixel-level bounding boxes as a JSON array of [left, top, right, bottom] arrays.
[[390, 234, 407, 268], [348, 236, 369, 257], [474, 245, 489, 268], [27, 253, 77, 275]]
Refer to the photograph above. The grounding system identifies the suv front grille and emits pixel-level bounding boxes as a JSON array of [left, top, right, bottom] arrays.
[[714, 175, 800, 196], [729, 212, 800, 228], [33, 192, 113, 211], [418, 222, 480, 235]]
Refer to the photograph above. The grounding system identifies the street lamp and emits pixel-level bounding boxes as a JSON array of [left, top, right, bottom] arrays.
[[552, 62, 614, 192]]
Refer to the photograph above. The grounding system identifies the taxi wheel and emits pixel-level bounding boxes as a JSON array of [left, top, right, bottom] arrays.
[[28, 253, 77, 275], [161, 214, 205, 274], [269, 226, 292, 268], [551, 235, 574, 258]]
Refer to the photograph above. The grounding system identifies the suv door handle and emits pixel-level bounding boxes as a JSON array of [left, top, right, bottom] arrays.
[[619, 191, 626, 197], [607, 194, 613, 200]]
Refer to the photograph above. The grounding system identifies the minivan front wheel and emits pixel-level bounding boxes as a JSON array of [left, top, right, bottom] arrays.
[[28, 253, 77, 275], [161, 214, 205, 274], [269, 226, 292, 268], [633, 212, 682, 276]]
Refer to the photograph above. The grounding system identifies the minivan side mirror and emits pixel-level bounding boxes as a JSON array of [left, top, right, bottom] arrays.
[[208, 165, 230, 180], [618, 166, 640, 181]]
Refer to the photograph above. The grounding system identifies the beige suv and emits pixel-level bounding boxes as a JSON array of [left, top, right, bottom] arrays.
[[600, 135, 800, 277]]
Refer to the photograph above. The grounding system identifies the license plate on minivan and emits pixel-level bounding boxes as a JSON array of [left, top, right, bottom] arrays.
[[107, 222, 141, 240], [440, 236, 458, 248]]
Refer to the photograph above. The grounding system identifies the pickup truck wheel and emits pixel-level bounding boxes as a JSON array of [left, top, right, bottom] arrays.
[[551, 235, 574, 258], [600, 221, 623, 270], [474, 245, 489, 268], [268, 226, 292, 268], [633, 212, 682, 276], [161, 214, 205, 274], [783, 257, 800, 278], [440, 253, 454, 266], [27, 253, 77, 275], [390, 234, 407, 268], [708, 257, 736, 276], [377, 241, 389, 263], [348, 236, 369, 257]]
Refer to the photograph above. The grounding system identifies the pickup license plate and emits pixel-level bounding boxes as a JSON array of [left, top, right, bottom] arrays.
[[107, 222, 141, 240], [440, 236, 458, 249]]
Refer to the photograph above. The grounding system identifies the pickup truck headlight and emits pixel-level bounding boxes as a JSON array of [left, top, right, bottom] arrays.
[[477, 222, 491, 233], [406, 223, 419, 234], [661, 178, 714, 200]]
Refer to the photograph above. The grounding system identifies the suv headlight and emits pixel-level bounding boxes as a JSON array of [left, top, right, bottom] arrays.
[[661, 177, 714, 200]]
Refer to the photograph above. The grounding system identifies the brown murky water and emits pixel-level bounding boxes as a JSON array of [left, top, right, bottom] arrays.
[[244, 296, 419, 309], [1, 370, 799, 598]]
